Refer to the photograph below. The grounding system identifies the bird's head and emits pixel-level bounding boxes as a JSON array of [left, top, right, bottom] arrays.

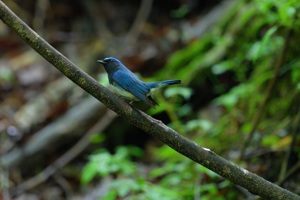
[[97, 57, 122, 73]]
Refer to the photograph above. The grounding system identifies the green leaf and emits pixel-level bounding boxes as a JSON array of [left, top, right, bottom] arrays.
[[81, 161, 99, 185], [185, 119, 213, 132], [214, 83, 256, 109], [262, 135, 280, 147], [212, 60, 235, 75], [89, 134, 105, 144], [101, 191, 117, 200], [249, 26, 278, 62], [170, 5, 189, 18], [0, 68, 15, 82], [164, 87, 193, 100]]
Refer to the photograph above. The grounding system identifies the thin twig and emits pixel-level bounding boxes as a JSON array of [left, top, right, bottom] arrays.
[[278, 161, 300, 186]]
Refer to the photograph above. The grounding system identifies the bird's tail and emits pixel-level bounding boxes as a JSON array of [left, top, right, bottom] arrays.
[[146, 80, 181, 89]]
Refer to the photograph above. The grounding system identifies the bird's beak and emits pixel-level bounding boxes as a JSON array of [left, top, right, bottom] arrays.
[[97, 60, 106, 65]]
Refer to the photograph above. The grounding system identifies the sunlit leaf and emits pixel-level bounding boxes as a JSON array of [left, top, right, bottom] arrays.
[[102, 191, 117, 200], [185, 119, 213, 132], [81, 161, 99, 185], [262, 135, 280, 147], [248, 26, 277, 62], [212, 60, 235, 75], [164, 87, 193, 100]]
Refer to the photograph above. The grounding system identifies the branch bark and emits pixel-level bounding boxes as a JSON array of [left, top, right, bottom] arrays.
[[0, 1, 299, 199]]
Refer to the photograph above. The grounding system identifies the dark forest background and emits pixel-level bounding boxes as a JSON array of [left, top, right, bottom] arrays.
[[1, 0, 300, 199]]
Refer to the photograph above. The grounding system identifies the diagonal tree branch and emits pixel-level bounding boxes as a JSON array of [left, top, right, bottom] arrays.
[[0, 1, 298, 199]]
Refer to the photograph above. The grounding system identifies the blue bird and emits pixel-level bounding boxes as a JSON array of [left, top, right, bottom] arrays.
[[97, 57, 181, 107]]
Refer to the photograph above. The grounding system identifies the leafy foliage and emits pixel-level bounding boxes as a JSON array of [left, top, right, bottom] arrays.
[[82, 146, 236, 199], [82, 0, 300, 198], [81, 146, 143, 185]]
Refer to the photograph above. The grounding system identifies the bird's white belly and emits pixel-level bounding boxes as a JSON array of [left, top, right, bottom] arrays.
[[111, 83, 139, 101]]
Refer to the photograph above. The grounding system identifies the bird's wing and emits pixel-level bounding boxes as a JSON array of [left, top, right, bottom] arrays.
[[112, 71, 154, 106]]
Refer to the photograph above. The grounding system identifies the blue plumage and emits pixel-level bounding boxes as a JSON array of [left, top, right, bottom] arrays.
[[97, 57, 181, 107]]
